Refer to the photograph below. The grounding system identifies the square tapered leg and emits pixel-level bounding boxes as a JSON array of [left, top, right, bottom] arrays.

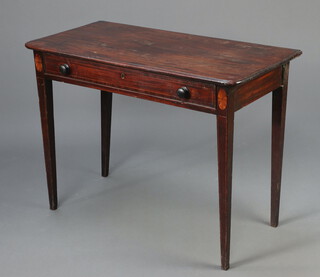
[[271, 64, 289, 227], [216, 91, 235, 270], [36, 77, 57, 210], [101, 91, 113, 177]]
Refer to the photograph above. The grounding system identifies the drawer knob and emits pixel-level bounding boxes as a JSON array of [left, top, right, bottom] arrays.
[[59, 64, 70, 75], [176, 87, 190, 99]]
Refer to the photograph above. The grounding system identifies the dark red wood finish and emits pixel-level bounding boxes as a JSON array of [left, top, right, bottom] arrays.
[[234, 67, 283, 111], [101, 91, 112, 177], [25, 21, 301, 85], [26, 21, 302, 270], [43, 53, 216, 113], [216, 91, 235, 270], [271, 64, 289, 227], [36, 76, 57, 210]]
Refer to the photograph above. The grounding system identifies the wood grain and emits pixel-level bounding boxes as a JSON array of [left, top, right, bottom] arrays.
[[44, 53, 216, 112], [101, 91, 112, 177], [217, 92, 235, 270], [36, 77, 57, 210], [234, 67, 282, 111], [26, 21, 302, 270], [271, 64, 289, 227], [26, 21, 301, 85]]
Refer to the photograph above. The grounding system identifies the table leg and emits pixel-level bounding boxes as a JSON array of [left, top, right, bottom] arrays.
[[101, 91, 113, 177], [217, 111, 234, 270], [271, 65, 289, 227], [36, 77, 57, 210]]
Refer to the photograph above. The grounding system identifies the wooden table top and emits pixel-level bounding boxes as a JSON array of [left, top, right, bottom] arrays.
[[26, 21, 301, 85]]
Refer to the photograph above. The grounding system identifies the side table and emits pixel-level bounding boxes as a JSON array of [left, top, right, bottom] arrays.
[[25, 21, 302, 270]]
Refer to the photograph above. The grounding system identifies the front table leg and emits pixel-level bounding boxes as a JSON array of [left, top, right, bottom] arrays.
[[216, 108, 235, 270], [36, 77, 57, 210]]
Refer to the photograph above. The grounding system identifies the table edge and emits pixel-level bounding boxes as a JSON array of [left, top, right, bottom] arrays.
[[25, 21, 302, 86]]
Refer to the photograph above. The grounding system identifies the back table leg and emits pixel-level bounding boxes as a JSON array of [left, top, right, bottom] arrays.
[[36, 77, 57, 210], [271, 64, 289, 227], [101, 91, 113, 177]]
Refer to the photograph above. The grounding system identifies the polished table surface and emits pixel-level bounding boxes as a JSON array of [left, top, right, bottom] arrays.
[[26, 21, 302, 270], [26, 21, 300, 85]]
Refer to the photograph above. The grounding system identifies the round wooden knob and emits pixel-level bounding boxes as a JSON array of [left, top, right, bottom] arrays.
[[59, 64, 70, 75], [176, 87, 190, 99]]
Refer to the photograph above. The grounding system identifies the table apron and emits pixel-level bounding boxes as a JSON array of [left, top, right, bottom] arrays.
[[45, 72, 217, 114], [234, 66, 283, 111], [43, 53, 217, 114]]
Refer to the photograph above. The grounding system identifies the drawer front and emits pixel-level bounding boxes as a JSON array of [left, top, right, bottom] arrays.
[[44, 53, 216, 110]]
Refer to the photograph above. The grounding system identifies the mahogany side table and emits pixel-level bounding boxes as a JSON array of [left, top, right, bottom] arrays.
[[25, 21, 301, 270]]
